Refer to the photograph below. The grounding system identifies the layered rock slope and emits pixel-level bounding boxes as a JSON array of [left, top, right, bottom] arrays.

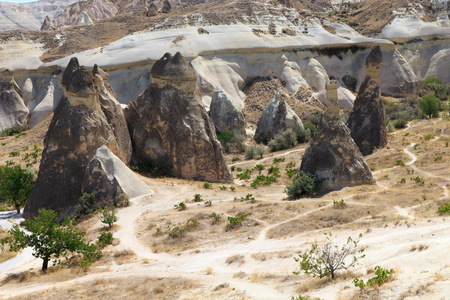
[[254, 92, 303, 144], [300, 80, 375, 193], [0, 70, 28, 132], [125, 52, 232, 183], [23, 58, 132, 219], [347, 46, 388, 156]]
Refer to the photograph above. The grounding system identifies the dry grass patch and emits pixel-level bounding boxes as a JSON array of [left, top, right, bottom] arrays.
[[9, 276, 200, 300], [226, 254, 245, 265], [267, 204, 386, 239], [112, 249, 135, 265]]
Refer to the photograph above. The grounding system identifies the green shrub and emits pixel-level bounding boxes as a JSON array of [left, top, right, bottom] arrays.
[[255, 145, 265, 159], [97, 232, 114, 248], [310, 112, 323, 126], [333, 199, 345, 208], [354, 266, 395, 290], [294, 126, 312, 144], [273, 157, 285, 164], [204, 200, 212, 207], [0, 125, 28, 137], [285, 171, 319, 199], [438, 203, 450, 214], [204, 182, 212, 189], [217, 130, 235, 153], [98, 207, 117, 228], [384, 96, 423, 121], [193, 194, 203, 202], [168, 226, 186, 238], [75, 193, 96, 216], [174, 202, 186, 210], [268, 129, 297, 152], [419, 96, 440, 119], [245, 145, 256, 159], [393, 119, 407, 129], [132, 157, 172, 177], [226, 214, 247, 230]]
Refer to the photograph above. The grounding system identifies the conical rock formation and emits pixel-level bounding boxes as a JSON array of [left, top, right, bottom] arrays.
[[347, 46, 387, 155], [24, 58, 132, 219], [300, 80, 375, 193], [125, 52, 232, 183], [0, 70, 28, 132], [210, 86, 246, 136], [254, 91, 303, 144]]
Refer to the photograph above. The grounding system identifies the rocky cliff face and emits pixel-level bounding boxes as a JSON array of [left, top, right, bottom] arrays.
[[23, 58, 132, 219], [254, 92, 303, 144], [209, 86, 246, 136], [125, 52, 232, 183], [0, 70, 28, 132], [300, 80, 375, 193], [347, 46, 388, 156]]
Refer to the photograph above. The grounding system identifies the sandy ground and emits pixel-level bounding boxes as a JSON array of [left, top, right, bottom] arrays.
[[0, 117, 449, 299]]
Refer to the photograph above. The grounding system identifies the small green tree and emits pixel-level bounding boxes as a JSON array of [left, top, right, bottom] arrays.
[[419, 96, 440, 119], [0, 165, 35, 214], [0, 209, 102, 271], [98, 207, 117, 228], [294, 233, 365, 280]]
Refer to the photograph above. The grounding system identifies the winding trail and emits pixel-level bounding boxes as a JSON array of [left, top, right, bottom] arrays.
[[1, 124, 449, 299]]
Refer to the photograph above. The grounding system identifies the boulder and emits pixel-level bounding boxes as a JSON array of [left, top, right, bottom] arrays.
[[300, 80, 375, 193], [347, 46, 387, 155], [73, 11, 93, 25], [254, 91, 303, 144], [82, 145, 152, 207], [125, 52, 232, 183], [209, 86, 246, 136], [23, 58, 132, 219], [0, 70, 28, 132], [342, 74, 357, 92], [281, 58, 309, 94]]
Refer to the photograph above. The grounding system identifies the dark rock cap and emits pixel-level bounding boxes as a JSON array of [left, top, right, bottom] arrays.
[[365, 46, 382, 68], [150, 52, 197, 82], [62, 57, 80, 88]]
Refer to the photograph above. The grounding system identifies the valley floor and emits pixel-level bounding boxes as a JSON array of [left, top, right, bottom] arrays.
[[0, 118, 449, 299]]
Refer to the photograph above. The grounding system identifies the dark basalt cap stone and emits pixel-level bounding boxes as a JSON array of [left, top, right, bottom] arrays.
[[66, 66, 96, 97], [150, 52, 197, 81], [62, 57, 80, 88], [365, 46, 382, 68]]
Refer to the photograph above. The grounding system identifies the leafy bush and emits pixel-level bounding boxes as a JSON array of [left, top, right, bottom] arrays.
[[98, 207, 117, 228], [273, 157, 285, 164], [114, 193, 129, 207], [268, 129, 297, 152], [421, 76, 449, 101], [285, 171, 319, 199], [419, 96, 440, 119], [255, 144, 265, 158], [245, 145, 256, 159], [217, 130, 234, 152], [353, 266, 395, 290], [204, 182, 212, 189], [168, 226, 186, 238], [226, 214, 247, 230], [393, 119, 407, 129], [438, 203, 450, 214], [0, 165, 35, 214], [333, 199, 345, 208], [75, 193, 96, 216], [174, 202, 186, 210], [97, 232, 114, 248], [303, 121, 316, 136], [132, 157, 172, 177], [0, 125, 28, 137], [193, 194, 203, 202], [384, 96, 423, 121], [294, 233, 365, 280], [310, 112, 323, 126]]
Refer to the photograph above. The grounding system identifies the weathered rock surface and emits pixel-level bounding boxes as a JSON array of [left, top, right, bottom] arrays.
[[347, 46, 387, 155], [0, 70, 28, 132], [40, 15, 55, 31], [125, 52, 232, 183], [146, 3, 157, 16], [23, 58, 132, 219], [161, 0, 171, 13], [254, 91, 303, 144], [82, 145, 152, 207], [300, 80, 375, 193], [209, 86, 246, 136]]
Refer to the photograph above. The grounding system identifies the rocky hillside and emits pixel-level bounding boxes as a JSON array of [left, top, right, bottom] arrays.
[[0, 0, 77, 31]]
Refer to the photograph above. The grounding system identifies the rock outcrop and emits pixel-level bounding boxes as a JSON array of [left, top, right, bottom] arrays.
[[82, 145, 152, 207], [125, 52, 232, 183], [0, 70, 28, 132], [146, 3, 157, 16], [209, 86, 246, 136], [347, 46, 387, 155], [254, 91, 303, 144], [23, 58, 132, 219], [161, 0, 171, 13], [300, 80, 375, 193], [40, 15, 55, 30]]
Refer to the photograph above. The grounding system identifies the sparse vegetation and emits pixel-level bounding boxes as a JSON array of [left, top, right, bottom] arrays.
[[353, 266, 395, 290], [98, 207, 117, 228], [438, 203, 450, 215], [226, 214, 247, 230], [419, 96, 440, 119], [97, 232, 114, 248], [294, 233, 365, 280], [174, 202, 187, 211]]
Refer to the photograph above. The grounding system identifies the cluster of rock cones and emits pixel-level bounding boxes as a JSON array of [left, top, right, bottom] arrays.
[[21, 46, 387, 219]]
